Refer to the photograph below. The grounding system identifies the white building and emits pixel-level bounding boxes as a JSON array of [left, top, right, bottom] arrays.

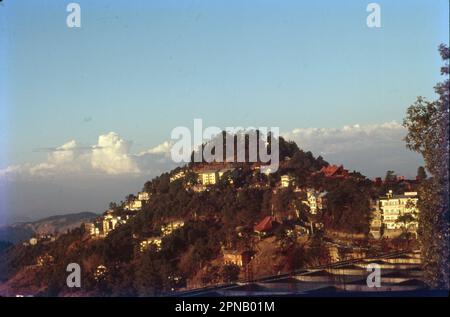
[[170, 171, 186, 183], [303, 189, 327, 214], [280, 175, 293, 188], [379, 191, 419, 231], [84, 223, 100, 237], [138, 191, 150, 201], [124, 199, 143, 211], [101, 212, 127, 236], [198, 168, 234, 185]]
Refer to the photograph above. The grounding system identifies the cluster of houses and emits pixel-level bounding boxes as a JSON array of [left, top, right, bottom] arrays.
[[23, 234, 56, 247], [124, 191, 151, 211], [139, 220, 185, 253], [84, 210, 129, 238], [170, 163, 348, 186], [36, 253, 54, 267], [370, 190, 419, 239], [85, 191, 152, 238]]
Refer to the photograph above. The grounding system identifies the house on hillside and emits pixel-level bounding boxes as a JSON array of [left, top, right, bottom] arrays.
[[124, 199, 143, 211], [303, 189, 328, 214], [222, 249, 253, 267], [254, 216, 278, 236], [94, 265, 107, 281], [319, 165, 349, 179], [138, 191, 151, 201], [280, 174, 294, 188], [379, 190, 419, 233], [85, 222, 103, 238], [197, 167, 235, 185], [100, 210, 128, 237]]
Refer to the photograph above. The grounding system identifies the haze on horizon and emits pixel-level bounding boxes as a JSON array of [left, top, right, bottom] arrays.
[[0, 0, 448, 223]]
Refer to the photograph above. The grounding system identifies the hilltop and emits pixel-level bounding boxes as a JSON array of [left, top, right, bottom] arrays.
[[0, 135, 420, 296]]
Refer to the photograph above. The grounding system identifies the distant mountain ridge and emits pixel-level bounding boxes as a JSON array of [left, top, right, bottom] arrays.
[[0, 211, 99, 244]]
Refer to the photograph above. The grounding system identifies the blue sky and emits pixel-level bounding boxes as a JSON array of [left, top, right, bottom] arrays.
[[1, 0, 448, 165], [0, 0, 448, 221]]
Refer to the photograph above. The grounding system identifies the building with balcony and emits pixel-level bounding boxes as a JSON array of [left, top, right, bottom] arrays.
[[379, 191, 419, 231]]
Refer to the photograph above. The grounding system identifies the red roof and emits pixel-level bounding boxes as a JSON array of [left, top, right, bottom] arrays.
[[254, 216, 275, 232], [319, 165, 349, 178]]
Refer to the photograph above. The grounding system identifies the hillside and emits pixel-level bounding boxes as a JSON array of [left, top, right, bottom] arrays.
[[0, 212, 98, 244], [0, 135, 417, 296]]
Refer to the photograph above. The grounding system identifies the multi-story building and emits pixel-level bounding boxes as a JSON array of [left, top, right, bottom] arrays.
[[198, 170, 218, 185], [303, 189, 327, 214], [102, 214, 119, 235], [124, 199, 143, 211], [379, 190, 419, 231], [138, 191, 150, 201], [280, 174, 294, 188], [197, 168, 234, 185], [100, 211, 127, 236], [84, 222, 99, 237]]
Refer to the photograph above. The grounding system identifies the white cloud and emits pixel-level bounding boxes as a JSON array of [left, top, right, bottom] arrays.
[[0, 122, 424, 181], [91, 132, 139, 175], [138, 140, 173, 156], [282, 121, 424, 177], [0, 132, 177, 179]]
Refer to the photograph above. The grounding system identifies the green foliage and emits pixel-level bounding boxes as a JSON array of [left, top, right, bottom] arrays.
[[403, 44, 449, 289], [323, 178, 372, 233]]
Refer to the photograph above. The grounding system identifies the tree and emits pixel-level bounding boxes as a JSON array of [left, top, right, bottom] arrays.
[[221, 264, 240, 283], [416, 166, 427, 182], [396, 213, 417, 235], [403, 44, 449, 289], [384, 170, 397, 183]]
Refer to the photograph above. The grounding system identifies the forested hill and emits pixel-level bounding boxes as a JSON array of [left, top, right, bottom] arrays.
[[0, 135, 411, 296], [0, 212, 98, 244]]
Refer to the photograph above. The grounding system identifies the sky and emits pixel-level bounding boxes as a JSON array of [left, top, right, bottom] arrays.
[[0, 0, 448, 223]]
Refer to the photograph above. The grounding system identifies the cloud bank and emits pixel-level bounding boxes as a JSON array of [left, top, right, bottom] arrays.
[[1, 132, 176, 179], [282, 121, 424, 178], [1, 122, 424, 180]]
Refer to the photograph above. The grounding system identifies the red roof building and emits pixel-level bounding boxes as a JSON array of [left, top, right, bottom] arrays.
[[254, 216, 276, 233], [319, 165, 349, 179]]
